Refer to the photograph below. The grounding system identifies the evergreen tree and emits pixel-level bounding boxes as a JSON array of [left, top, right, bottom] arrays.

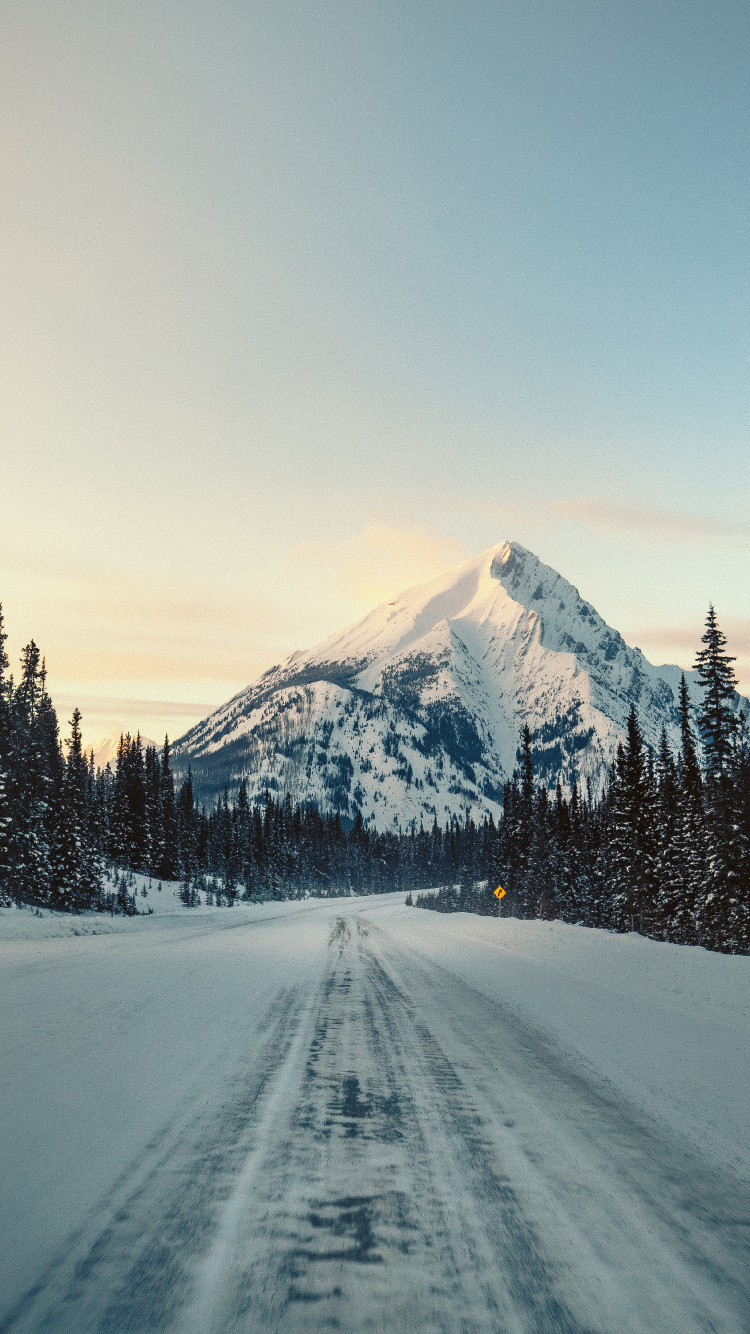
[[694, 606, 738, 783], [727, 712, 750, 952], [694, 610, 741, 950], [508, 727, 535, 917], [143, 744, 162, 874], [158, 737, 180, 880], [550, 780, 576, 921], [176, 767, 198, 882], [8, 644, 60, 903], [653, 728, 686, 939], [678, 675, 702, 796], [527, 786, 555, 918], [50, 708, 102, 910], [608, 709, 656, 932], [666, 678, 706, 943], [108, 735, 129, 867]]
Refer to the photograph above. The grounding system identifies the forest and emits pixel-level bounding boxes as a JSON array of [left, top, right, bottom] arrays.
[[0, 603, 748, 954]]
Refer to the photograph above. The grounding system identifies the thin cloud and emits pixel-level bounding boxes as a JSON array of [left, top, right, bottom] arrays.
[[289, 520, 470, 607], [547, 498, 750, 546]]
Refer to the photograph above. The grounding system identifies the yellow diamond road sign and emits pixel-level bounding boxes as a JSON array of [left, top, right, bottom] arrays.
[[494, 886, 506, 900]]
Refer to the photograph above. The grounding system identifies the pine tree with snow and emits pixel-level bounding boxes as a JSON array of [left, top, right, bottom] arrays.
[[8, 644, 61, 904], [726, 712, 750, 953], [694, 611, 741, 951], [158, 737, 180, 880], [107, 735, 129, 867], [527, 786, 556, 918], [143, 742, 162, 874], [176, 767, 198, 882], [694, 606, 738, 783], [663, 677, 707, 944], [653, 728, 688, 940], [578, 782, 604, 928], [50, 708, 103, 911], [511, 727, 535, 917], [608, 709, 657, 933], [551, 780, 577, 921]]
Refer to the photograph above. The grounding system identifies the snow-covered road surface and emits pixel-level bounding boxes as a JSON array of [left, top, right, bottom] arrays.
[[2, 897, 750, 1332]]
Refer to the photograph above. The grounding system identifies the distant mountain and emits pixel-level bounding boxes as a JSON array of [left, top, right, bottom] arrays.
[[172, 541, 748, 826], [91, 735, 157, 770]]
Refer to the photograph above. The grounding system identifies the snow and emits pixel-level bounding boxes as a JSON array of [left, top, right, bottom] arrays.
[[1, 896, 749, 1331]]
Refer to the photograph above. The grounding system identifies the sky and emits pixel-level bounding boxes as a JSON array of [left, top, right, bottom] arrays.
[[1, 0, 750, 748]]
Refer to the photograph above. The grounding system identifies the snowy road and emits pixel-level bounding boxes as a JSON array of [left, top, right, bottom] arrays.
[[2, 898, 750, 1332]]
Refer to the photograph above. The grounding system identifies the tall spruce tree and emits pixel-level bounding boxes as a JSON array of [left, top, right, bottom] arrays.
[[694, 609, 741, 950], [176, 767, 197, 883], [107, 736, 129, 867], [527, 786, 555, 918], [727, 712, 750, 952], [8, 644, 61, 903], [653, 728, 687, 940], [109, 734, 148, 870], [694, 606, 738, 782], [158, 737, 180, 880], [666, 676, 706, 943], [50, 708, 102, 910], [515, 726, 535, 916], [608, 708, 656, 932], [143, 743, 162, 874]]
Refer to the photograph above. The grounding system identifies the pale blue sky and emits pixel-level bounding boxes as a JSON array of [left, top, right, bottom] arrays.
[[1, 1, 749, 742]]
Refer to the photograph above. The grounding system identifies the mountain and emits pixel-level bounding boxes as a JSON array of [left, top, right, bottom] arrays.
[[172, 541, 748, 826], [91, 735, 157, 770]]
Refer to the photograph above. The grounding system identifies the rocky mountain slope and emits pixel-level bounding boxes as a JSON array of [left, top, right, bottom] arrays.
[[172, 542, 747, 827]]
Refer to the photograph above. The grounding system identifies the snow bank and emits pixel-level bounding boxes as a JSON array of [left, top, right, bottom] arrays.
[[0, 875, 354, 941], [388, 909, 750, 1029]]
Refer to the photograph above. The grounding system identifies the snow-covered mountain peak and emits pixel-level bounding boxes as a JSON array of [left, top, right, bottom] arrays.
[[280, 540, 559, 686], [173, 540, 748, 827]]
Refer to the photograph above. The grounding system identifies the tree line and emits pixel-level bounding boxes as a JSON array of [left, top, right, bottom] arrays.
[[1, 601, 748, 953]]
